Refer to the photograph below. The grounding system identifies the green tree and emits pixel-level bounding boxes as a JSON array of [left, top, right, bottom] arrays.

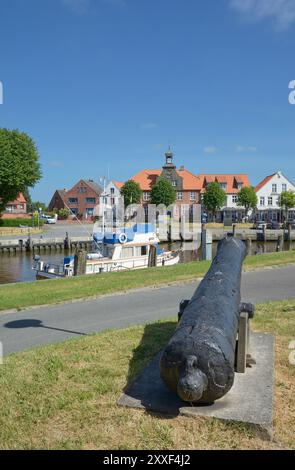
[[22, 187, 32, 210], [150, 178, 176, 206], [30, 201, 47, 213], [121, 180, 142, 207], [237, 186, 258, 216], [0, 128, 42, 214], [58, 208, 70, 220], [203, 182, 226, 221], [280, 190, 295, 222]]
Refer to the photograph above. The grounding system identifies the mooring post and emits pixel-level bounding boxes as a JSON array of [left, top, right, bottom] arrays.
[[74, 250, 87, 276], [25, 235, 33, 252], [148, 245, 157, 267], [64, 232, 70, 250], [262, 224, 266, 242], [245, 238, 252, 256], [236, 312, 248, 374], [232, 224, 236, 237], [201, 227, 212, 261], [276, 234, 284, 252]]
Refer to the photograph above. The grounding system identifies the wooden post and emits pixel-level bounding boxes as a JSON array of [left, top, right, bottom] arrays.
[[74, 250, 87, 276], [232, 224, 236, 237], [276, 234, 284, 252], [262, 224, 266, 242], [246, 238, 252, 256], [201, 228, 212, 261], [236, 312, 248, 373], [148, 245, 157, 267]]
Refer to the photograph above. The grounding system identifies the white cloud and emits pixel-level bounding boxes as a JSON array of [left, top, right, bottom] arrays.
[[49, 160, 64, 168], [141, 122, 157, 130], [229, 0, 295, 30], [204, 146, 218, 154], [236, 145, 257, 153], [62, 0, 90, 14], [62, 0, 126, 14]]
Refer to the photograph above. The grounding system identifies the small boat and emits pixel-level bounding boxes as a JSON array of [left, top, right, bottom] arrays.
[[33, 224, 179, 280]]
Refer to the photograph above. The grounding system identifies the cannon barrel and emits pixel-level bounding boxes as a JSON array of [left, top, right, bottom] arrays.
[[160, 236, 247, 404]]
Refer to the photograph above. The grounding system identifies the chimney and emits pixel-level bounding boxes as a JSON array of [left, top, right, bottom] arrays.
[[179, 165, 185, 172]]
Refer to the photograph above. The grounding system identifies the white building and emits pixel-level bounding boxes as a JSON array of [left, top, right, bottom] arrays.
[[255, 171, 295, 222], [95, 180, 124, 225]]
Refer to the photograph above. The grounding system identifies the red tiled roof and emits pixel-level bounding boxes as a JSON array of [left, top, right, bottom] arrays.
[[113, 180, 124, 189], [131, 170, 162, 191], [8, 192, 26, 204], [254, 174, 275, 193], [131, 169, 202, 191], [199, 174, 250, 194]]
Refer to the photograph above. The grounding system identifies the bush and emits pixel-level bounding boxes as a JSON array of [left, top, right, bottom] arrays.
[[0, 218, 44, 227], [58, 208, 70, 220]]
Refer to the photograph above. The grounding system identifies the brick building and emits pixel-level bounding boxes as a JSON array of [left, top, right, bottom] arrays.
[[65, 179, 102, 219], [2, 193, 28, 219], [131, 150, 202, 217], [48, 189, 67, 212]]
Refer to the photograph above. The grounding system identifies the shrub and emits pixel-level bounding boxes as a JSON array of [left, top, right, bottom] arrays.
[[0, 218, 44, 227]]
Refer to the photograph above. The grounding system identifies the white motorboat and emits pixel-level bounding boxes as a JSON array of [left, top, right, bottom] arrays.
[[33, 224, 179, 280]]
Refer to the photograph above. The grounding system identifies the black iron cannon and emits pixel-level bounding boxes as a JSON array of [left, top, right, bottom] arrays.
[[160, 235, 252, 404]]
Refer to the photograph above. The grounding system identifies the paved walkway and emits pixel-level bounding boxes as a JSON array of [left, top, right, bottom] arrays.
[[0, 265, 294, 356]]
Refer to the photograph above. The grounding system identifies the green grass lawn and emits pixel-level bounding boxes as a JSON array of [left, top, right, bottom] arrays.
[[0, 299, 294, 450], [1, 250, 295, 312]]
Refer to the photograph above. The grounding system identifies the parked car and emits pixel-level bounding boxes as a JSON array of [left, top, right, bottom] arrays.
[[46, 214, 58, 224], [253, 222, 267, 230], [266, 221, 283, 230]]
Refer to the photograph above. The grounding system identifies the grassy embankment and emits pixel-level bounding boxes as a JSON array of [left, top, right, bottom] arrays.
[[0, 227, 42, 236], [1, 250, 295, 312], [0, 299, 294, 450]]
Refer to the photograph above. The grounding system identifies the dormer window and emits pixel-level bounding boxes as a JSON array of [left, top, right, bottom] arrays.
[[220, 183, 227, 191], [172, 180, 177, 187], [237, 183, 243, 190]]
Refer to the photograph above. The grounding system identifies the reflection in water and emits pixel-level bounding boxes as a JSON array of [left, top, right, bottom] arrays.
[[0, 240, 292, 285]]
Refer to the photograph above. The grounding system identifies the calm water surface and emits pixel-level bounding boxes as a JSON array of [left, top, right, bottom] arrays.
[[0, 240, 291, 285]]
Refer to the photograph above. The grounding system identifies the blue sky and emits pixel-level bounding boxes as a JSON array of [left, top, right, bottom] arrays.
[[0, 0, 295, 203]]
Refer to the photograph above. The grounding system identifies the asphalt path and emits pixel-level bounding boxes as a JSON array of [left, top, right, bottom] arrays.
[[0, 265, 294, 356]]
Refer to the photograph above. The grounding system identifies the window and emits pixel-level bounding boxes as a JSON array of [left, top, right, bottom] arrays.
[[272, 184, 277, 193], [220, 183, 227, 191], [111, 198, 115, 205], [177, 192, 183, 201], [276, 198, 280, 206], [268, 197, 273, 206], [260, 197, 265, 206], [282, 184, 287, 191], [141, 246, 147, 256], [77, 187, 87, 193], [86, 198, 96, 204], [68, 198, 78, 204], [86, 208, 94, 215], [110, 188, 115, 194], [237, 183, 243, 190], [143, 192, 151, 201], [121, 247, 133, 258], [232, 195, 238, 204], [172, 180, 177, 187], [70, 208, 78, 215], [190, 192, 197, 201]]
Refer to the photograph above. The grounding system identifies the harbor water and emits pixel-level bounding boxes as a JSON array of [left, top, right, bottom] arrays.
[[0, 240, 292, 285]]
